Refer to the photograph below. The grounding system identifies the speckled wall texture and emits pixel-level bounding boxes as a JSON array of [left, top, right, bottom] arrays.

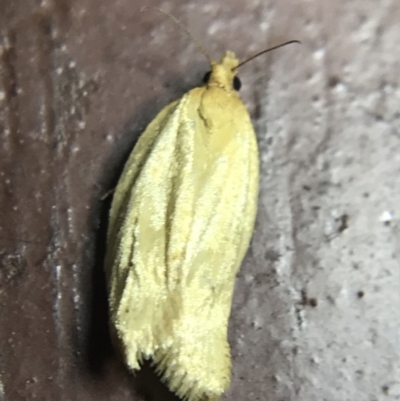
[[0, 1, 399, 401]]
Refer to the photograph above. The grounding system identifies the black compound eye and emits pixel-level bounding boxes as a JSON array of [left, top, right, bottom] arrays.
[[233, 76, 241, 91], [203, 71, 211, 84]]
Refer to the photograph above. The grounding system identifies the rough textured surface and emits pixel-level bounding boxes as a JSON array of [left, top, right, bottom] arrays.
[[0, 1, 399, 401]]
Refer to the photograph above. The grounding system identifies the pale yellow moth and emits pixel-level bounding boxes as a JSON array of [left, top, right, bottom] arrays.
[[104, 9, 298, 401]]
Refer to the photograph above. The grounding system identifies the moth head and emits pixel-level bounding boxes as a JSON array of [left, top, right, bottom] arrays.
[[203, 51, 241, 92], [202, 41, 302, 92]]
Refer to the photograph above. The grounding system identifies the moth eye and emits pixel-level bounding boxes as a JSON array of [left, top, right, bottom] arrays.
[[233, 76, 241, 91], [203, 71, 211, 84]]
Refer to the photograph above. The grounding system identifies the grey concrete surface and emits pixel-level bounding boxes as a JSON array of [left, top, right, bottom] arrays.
[[0, 0, 399, 400]]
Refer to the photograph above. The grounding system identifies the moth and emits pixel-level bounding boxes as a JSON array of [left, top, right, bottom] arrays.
[[104, 9, 298, 401]]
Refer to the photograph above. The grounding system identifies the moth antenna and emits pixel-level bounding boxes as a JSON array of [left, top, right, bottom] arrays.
[[141, 7, 213, 65], [236, 40, 301, 70]]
